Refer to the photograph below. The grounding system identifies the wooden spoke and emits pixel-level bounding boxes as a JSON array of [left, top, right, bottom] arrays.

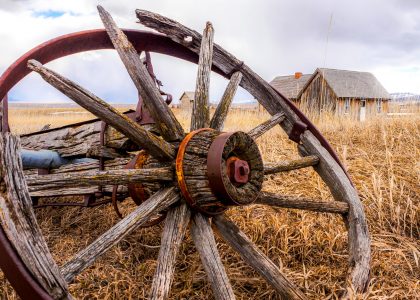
[[247, 112, 285, 139], [264, 155, 319, 175], [149, 203, 191, 300], [256, 192, 349, 214], [61, 187, 179, 283], [210, 71, 243, 131], [97, 6, 184, 142], [26, 167, 173, 192], [213, 215, 307, 300], [136, 9, 300, 134], [191, 213, 235, 300], [28, 60, 175, 161], [0, 134, 72, 299], [191, 22, 214, 131]]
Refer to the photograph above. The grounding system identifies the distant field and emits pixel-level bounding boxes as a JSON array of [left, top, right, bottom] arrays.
[[1, 105, 419, 299], [9, 103, 135, 135]]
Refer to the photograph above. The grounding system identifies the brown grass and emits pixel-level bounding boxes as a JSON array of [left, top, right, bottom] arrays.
[[0, 107, 419, 299]]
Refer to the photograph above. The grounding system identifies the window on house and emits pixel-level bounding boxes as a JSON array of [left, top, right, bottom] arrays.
[[376, 99, 382, 113], [344, 99, 350, 114]]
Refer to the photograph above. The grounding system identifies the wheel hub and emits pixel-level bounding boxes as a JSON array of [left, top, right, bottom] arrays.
[[176, 129, 263, 215]]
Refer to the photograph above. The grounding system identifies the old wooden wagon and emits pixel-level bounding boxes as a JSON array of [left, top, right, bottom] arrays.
[[0, 6, 370, 300]]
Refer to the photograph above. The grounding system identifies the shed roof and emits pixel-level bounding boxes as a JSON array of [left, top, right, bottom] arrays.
[[269, 74, 312, 99], [300, 68, 390, 99], [180, 91, 194, 100]]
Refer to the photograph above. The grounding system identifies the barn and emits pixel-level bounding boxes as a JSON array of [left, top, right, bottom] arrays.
[[179, 91, 194, 110], [270, 68, 391, 120]]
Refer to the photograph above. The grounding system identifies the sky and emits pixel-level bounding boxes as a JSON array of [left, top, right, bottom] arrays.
[[0, 0, 419, 103]]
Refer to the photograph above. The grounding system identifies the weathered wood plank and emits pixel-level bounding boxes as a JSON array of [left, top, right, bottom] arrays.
[[264, 155, 319, 174], [210, 71, 242, 131], [247, 112, 285, 139], [256, 192, 349, 214], [28, 185, 127, 198], [23, 156, 165, 198], [61, 187, 179, 283], [0, 133, 72, 299], [299, 132, 371, 294], [24, 157, 132, 176], [28, 60, 176, 161], [191, 213, 235, 300], [86, 145, 123, 159], [191, 22, 214, 130], [97, 5, 184, 141], [149, 203, 191, 300], [20, 113, 136, 158], [213, 215, 307, 300], [26, 167, 173, 191]]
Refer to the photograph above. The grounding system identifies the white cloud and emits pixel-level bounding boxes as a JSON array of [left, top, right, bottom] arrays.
[[1, 0, 420, 105]]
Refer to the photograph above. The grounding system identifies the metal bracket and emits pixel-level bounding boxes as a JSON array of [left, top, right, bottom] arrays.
[[288, 121, 308, 143]]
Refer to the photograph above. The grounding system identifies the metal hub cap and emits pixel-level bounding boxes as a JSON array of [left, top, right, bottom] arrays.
[[176, 129, 263, 214]]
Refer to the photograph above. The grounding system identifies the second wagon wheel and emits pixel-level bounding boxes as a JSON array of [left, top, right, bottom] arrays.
[[0, 6, 370, 300]]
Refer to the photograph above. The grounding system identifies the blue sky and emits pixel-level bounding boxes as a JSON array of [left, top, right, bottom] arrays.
[[32, 10, 66, 18], [1, 0, 420, 103]]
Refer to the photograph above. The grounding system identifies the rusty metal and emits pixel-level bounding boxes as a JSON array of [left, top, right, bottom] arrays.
[[111, 151, 166, 226], [288, 120, 308, 143], [176, 128, 215, 210], [207, 131, 262, 207], [0, 226, 52, 300], [126, 151, 150, 205], [135, 94, 155, 125], [37, 168, 49, 175], [226, 157, 250, 184], [207, 132, 237, 205], [136, 51, 162, 125]]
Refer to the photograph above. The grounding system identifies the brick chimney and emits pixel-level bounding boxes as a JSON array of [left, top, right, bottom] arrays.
[[295, 72, 303, 79]]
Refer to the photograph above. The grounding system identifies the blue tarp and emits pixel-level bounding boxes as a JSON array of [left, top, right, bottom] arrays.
[[20, 149, 96, 170]]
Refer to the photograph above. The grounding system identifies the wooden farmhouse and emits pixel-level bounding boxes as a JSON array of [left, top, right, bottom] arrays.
[[179, 91, 195, 110], [270, 68, 391, 120]]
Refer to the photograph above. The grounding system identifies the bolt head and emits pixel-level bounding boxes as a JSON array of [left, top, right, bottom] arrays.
[[226, 157, 250, 184]]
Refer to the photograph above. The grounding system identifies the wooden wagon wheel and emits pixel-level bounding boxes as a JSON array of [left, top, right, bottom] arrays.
[[0, 6, 371, 300]]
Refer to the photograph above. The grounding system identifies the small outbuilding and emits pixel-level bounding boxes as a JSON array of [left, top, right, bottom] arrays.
[[270, 72, 312, 101], [179, 91, 195, 110], [270, 68, 391, 120]]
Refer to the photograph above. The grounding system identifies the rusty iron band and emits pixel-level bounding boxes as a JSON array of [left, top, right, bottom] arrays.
[[207, 132, 239, 206], [176, 128, 215, 210], [111, 151, 166, 226]]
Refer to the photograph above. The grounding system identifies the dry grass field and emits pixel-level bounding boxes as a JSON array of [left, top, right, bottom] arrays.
[[0, 105, 419, 299]]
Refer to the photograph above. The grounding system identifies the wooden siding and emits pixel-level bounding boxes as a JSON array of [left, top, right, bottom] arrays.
[[298, 73, 389, 119], [336, 98, 389, 120], [179, 94, 193, 110], [299, 74, 337, 116]]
